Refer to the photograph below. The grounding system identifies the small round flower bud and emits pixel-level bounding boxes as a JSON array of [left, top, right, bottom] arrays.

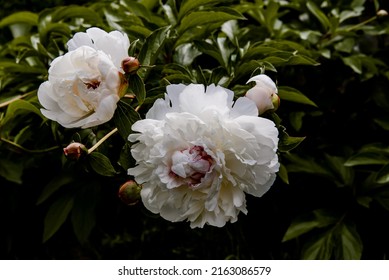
[[246, 74, 279, 115], [118, 180, 142, 206], [63, 142, 87, 160], [121, 57, 140, 75], [377, 10, 388, 17]]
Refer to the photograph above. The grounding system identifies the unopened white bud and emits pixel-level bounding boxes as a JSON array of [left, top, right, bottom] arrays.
[[245, 74, 279, 115], [377, 10, 388, 17]]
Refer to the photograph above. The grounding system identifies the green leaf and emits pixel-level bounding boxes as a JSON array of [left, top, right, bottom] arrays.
[[358, 143, 389, 156], [140, 0, 160, 10], [287, 55, 320, 66], [342, 56, 362, 74], [119, 143, 135, 171], [138, 26, 171, 69], [178, 8, 245, 35], [356, 196, 373, 208], [241, 45, 278, 61], [302, 229, 334, 259], [278, 86, 318, 107], [283, 209, 338, 242], [88, 152, 117, 177], [209, 66, 228, 85], [278, 126, 305, 152], [221, 19, 239, 45], [194, 40, 226, 68], [38, 22, 71, 45], [277, 163, 289, 184], [376, 163, 389, 184], [0, 11, 38, 28], [0, 159, 23, 184], [263, 0, 280, 32], [374, 118, 389, 130], [283, 219, 321, 242], [339, 8, 364, 23], [164, 73, 194, 84], [324, 154, 354, 187], [279, 135, 305, 152], [51, 6, 103, 24], [113, 100, 141, 140], [174, 43, 202, 66], [71, 183, 100, 244], [335, 223, 362, 260], [178, 0, 224, 20], [373, 187, 389, 211], [128, 74, 146, 105], [43, 194, 74, 242], [334, 38, 355, 53], [161, 1, 178, 25], [121, 0, 154, 23], [234, 60, 276, 83], [37, 172, 75, 205], [289, 111, 305, 131], [344, 152, 389, 166], [0, 61, 47, 74], [285, 153, 333, 178], [1, 99, 43, 127], [121, 25, 152, 39], [216, 37, 235, 69], [306, 1, 331, 32]]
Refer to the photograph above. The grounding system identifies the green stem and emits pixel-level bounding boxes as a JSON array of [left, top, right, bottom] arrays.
[[344, 16, 377, 32], [0, 92, 35, 108], [88, 127, 118, 154], [86, 103, 139, 154], [0, 137, 60, 153]]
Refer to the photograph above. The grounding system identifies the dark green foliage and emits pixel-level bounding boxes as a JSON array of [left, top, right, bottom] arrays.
[[1, 0, 389, 260]]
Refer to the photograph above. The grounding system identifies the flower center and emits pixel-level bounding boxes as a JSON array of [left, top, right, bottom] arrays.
[[170, 146, 213, 187], [84, 79, 101, 90]]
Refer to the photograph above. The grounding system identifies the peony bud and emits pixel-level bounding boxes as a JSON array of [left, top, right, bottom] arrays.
[[121, 57, 141, 75], [377, 10, 388, 17], [246, 74, 279, 115], [63, 142, 87, 160], [118, 180, 142, 206]]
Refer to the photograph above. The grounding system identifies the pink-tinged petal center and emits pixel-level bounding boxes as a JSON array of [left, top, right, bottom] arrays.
[[170, 145, 213, 187]]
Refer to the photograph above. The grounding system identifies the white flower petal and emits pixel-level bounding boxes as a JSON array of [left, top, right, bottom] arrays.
[[67, 32, 95, 51], [247, 74, 278, 93], [37, 82, 61, 111], [67, 27, 130, 69], [145, 97, 172, 120], [230, 96, 258, 118]]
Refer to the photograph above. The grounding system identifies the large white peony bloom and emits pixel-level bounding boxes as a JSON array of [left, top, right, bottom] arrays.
[[38, 46, 127, 128], [67, 27, 130, 71], [128, 83, 279, 228]]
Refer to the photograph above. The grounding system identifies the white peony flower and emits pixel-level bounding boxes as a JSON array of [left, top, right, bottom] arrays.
[[128, 83, 279, 228], [38, 46, 127, 128], [67, 27, 130, 70], [246, 74, 279, 115]]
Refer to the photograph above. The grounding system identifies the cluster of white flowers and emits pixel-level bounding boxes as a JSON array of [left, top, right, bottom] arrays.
[[38, 28, 130, 128], [38, 27, 280, 228]]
